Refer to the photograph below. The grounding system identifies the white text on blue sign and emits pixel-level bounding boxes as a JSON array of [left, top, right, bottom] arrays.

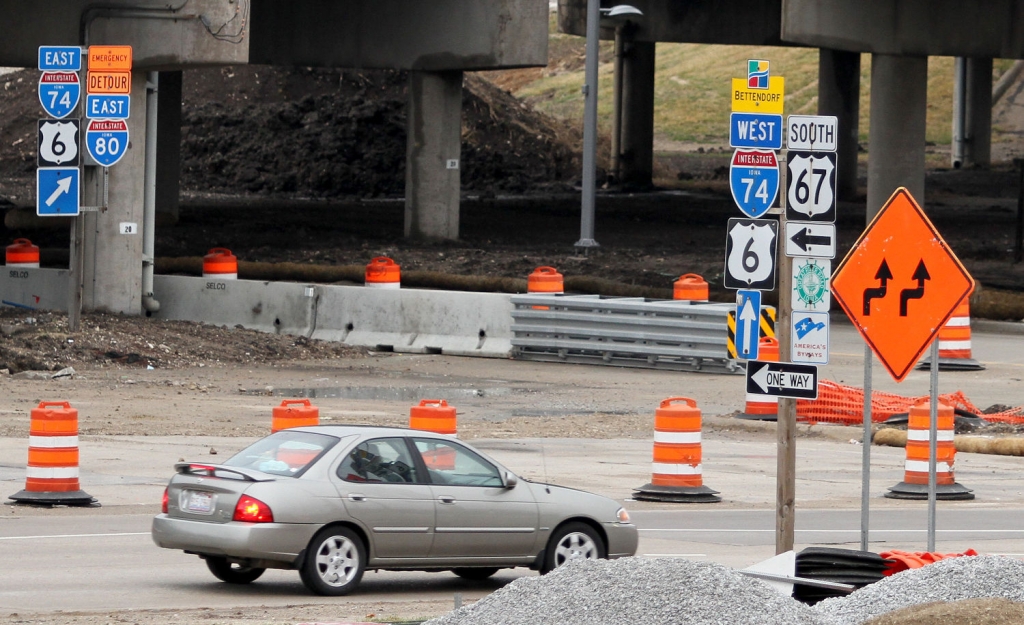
[[38, 46, 82, 72], [87, 95, 130, 120], [730, 113, 783, 150]]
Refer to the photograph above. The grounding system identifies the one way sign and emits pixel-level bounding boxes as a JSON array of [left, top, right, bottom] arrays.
[[746, 361, 818, 399]]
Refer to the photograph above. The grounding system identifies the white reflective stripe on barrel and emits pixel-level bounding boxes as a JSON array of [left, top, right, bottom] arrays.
[[651, 462, 702, 475], [25, 466, 80, 479], [29, 435, 79, 448], [905, 460, 953, 474], [745, 393, 778, 404], [653, 431, 701, 444], [906, 429, 955, 442], [944, 316, 970, 327], [938, 340, 972, 350]]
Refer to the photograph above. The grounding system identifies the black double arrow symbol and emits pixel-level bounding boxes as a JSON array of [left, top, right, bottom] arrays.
[[862, 259, 930, 316]]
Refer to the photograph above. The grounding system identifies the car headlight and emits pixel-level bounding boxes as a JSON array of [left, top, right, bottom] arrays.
[[616, 507, 631, 523]]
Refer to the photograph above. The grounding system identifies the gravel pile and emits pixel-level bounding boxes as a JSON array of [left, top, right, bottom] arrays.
[[814, 555, 1024, 625], [426, 555, 1024, 625], [423, 557, 827, 625]]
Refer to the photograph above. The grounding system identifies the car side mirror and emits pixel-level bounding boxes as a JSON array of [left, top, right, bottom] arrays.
[[503, 471, 518, 489]]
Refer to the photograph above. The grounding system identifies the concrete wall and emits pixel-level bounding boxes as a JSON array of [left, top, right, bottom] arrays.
[[249, 0, 548, 70], [558, 0, 784, 45], [0, 0, 248, 68], [781, 0, 1024, 58]]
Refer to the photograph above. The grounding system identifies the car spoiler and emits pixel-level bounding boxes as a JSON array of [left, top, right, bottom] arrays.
[[173, 462, 277, 482]]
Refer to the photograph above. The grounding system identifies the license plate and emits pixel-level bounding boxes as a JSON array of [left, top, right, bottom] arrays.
[[184, 490, 214, 514]]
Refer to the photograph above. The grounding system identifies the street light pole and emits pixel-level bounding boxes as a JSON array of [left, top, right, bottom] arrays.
[[575, 0, 601, 249]]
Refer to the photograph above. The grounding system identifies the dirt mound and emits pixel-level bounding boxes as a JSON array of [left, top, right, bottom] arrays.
[[0, 65, 583, 202], [862, 597, 1024, 625]]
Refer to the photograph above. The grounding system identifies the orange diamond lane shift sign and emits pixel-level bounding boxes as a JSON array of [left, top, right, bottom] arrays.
[[831, 188, 974, 382]]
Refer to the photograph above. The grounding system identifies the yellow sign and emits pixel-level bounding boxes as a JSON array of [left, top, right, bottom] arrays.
[[731, 77, 785, 115], [88, 46, 132, 71]]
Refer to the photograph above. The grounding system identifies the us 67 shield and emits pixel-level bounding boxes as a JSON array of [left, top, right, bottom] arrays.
[[724, 217, 778, 290], [786, 151, 837, 222]]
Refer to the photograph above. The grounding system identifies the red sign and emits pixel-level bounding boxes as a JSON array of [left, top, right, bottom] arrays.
[[831, 188, 974, 382]]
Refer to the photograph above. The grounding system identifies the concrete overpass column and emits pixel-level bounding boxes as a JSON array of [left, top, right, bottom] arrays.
[[619, 40, 656, 189], [867, 54, 927, 218], [817, 49, 861, 200], [156, 70, 182, 224], [405, 70, 463, 240], [83, 68, 147, 314], [965, 57, 993, 167]]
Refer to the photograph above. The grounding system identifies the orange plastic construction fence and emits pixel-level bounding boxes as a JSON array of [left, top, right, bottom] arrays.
[[796, 379, 1024, 426], [879, 548, 979, 576]]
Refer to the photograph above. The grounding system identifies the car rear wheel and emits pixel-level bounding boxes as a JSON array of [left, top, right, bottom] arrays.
[[541, 522, 606, 574], [205, 556, 266, 584], [452, 567, 500, 581], [300, 526, 366, 596]]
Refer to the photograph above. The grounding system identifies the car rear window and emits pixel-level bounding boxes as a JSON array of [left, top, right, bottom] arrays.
[[224, 431, 339, 476]]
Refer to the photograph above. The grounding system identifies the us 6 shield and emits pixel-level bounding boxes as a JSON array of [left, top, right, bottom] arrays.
[[729, 149, 779, 218], [724, 217, 778, 290]]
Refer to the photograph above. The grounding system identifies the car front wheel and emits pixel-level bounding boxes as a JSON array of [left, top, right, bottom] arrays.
[[300, 526, 366, 596], [541, 522, 606, 574], [205, 556, 265, 584]]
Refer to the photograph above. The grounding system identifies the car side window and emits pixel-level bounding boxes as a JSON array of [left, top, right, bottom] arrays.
[[412, 438, 503, 487], [337, 438, 419, 484]]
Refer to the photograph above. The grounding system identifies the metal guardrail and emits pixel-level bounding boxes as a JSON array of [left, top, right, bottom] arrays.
[[510, 294, 743, 374]]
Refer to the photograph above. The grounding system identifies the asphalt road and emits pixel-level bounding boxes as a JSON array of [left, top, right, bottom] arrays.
[[1, 321, 1023, 617]]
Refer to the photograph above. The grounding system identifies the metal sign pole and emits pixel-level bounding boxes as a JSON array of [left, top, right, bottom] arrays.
[[860, 345, 872, 551], [927, 339, 939, 551], [575, 0, 600, 249]]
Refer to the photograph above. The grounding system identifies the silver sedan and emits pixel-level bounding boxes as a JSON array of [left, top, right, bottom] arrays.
[[152, 425, 638, 595]]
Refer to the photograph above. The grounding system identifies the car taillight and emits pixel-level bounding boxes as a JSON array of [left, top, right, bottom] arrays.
[[233, 495, 274, 523], [162, 488, 168, 514]]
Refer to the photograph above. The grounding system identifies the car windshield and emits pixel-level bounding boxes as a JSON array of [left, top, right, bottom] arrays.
[[224, 431, 339, 477]]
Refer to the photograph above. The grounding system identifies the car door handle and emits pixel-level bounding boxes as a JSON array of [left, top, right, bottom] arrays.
[[347, 494, 366, 502], [437, 495, 456, 504]]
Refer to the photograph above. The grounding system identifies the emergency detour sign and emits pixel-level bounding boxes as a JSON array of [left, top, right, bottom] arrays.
[[831, 188, 975, 382]]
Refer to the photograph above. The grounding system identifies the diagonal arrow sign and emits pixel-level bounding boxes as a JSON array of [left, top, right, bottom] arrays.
[[789, 226, 831, 252], [899, 260, 930, 316], [862, 259, 892, 316], [45, 175, 73, 207]]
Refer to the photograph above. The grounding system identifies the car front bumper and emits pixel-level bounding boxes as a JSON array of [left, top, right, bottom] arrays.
[[603, 522, 639, 558]]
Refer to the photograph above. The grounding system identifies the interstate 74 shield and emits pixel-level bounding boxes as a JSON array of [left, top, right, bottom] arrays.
[[730, 149, 779, 218], [724, 217, 778, 290]]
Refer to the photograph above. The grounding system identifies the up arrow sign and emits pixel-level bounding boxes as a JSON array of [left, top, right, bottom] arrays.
[[746, 361, 819, 399]]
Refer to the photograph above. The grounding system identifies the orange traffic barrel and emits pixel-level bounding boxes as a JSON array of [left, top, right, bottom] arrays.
[[737, 337, 779, 421], [528, 266, 564, 294], [633, 397, 721, 503], [203, 248, 238, 280], [917, 299, 984, 371], [410, 399, 457, 435], [673, 273, 709, 302], [8, 401, 96, 506], [271, 399, 320, 433], [885, 401, 973, 500], [6, 238, 40, 268], [365, 256, 401, 289]]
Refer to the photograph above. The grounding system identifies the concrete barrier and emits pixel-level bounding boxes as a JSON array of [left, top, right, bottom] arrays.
[[152, 276, 316, 336], [312, 285, 513, 357], [2, 273, 514, 358], [0, 267, 69, 311]]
